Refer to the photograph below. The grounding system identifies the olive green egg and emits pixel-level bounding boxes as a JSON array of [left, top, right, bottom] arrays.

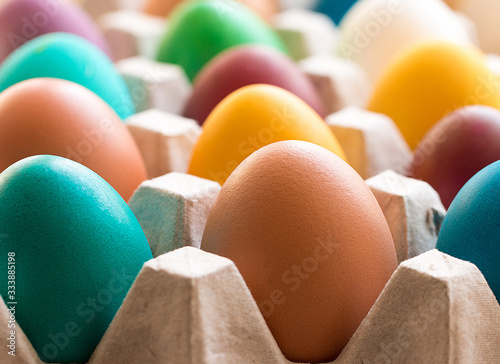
[[156, 0, 288, 81]]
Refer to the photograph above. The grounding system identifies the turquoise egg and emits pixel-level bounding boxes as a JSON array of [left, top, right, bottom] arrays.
[[436, 160, 500, 302], [0, 33, 134, 119], [0, 155, 152, 363], [315, 0, 358, 24]]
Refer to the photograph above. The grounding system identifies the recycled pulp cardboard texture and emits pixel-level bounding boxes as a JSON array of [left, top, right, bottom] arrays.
[[128, 173, 221, 257], [2, 249, 500, 364], [325, 108, 411, 179], [126, 109, 200, 178], [299, 56, 372, 115], [116, 57, 192, 115], [99, 10, 166, 61], [367, 170, 446, 264]]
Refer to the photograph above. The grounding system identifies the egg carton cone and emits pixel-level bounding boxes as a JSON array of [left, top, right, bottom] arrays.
[[325, 108, 411, 179], [128, 172, 221, 258], [81, 0, 144, 21], [117, 58, 192, 115], [99, 10, 166, 62], [272, 8, 338, 61], [4, 247, 498, 364], [366, 170, 446, 264], [125, 110, 200, 178], [298, 56, 372, 115]]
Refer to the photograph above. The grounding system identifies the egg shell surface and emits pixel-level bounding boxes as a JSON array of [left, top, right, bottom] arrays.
[[409, 105, 500, 208], [201, 140, 398, 363], [0, 32, 134, 119], [0, 155, 153, 363], [184, 44, 326, 124], [0, 0, 112, 62], [188, 84, 345, 184], [368, 41, 500, 149], [436, 160, 500, 302], [156, 0, 288, 81], [0, 78, 147, 201], [143, 0, 279, 23]]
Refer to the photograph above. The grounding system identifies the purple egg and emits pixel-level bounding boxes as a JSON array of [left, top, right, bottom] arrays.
[[0, 0, 112, 62]]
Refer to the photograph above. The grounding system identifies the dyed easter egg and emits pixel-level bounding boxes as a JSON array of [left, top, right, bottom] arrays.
[[437, 160, 500, 302], [0, 155, 153, 363], [0, 78, 147, 201], [202, 140, 398, 362], [315, 0, 357, 24], [409, 106, 500, 208], [0, 0, 111, 62], [184, 44, 326, 124], [188, 84, 345, 184], [0, 32, 134, 119], [156, 0, 287, 81], [338, 0, 473, 81], [368, 41, 500, 149], [144, 0, 280, 23]]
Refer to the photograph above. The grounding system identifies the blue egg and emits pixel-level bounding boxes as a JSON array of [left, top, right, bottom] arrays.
[[436, 160, 500, 302], [0, 32, 134, 119], [315, 0, 358, 24]]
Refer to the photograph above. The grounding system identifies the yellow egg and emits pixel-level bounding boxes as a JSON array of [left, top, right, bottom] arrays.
[[368, 41, 500, 149], [188, 84, 346, 184]]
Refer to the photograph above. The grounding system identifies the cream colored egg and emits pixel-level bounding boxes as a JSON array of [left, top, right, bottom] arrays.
[[338, 0, 475, 82]]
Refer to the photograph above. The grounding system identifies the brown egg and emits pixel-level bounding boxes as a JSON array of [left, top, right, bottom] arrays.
[[201, 140, 398, 363], [144, 0, 280, 23], [0, 78, 147, 201]]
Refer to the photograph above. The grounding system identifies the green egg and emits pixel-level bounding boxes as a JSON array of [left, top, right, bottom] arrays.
[[156, 0, 288, 81], [0, 155, 152, 363], [0, 33, 134, 119]]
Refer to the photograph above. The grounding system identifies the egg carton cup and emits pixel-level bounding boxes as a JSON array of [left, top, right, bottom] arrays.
[[2, 246, 500, 364]]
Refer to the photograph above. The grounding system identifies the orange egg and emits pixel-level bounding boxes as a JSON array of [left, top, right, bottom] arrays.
[[188, 84, 345, 184], [0, 78, 147, 201], [144, 0, 280, 23], [202, 140, 398, 363]]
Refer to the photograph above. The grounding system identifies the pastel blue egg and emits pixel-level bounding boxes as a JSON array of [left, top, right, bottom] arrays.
[[0, 155, 152, 362], [0, 32, 134, 119], [315, 0, 358, 24], [436, 160, 500, 302]]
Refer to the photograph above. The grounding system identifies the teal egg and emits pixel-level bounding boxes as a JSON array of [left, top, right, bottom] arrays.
[[436, 160, 500, 302], [0, 33, 134, 119], [315, 0, 358, 24], [0, 155, 152, 362]]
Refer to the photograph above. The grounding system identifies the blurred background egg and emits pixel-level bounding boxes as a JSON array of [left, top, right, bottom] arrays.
[[156, 0, 288, 81], [437, 160, 500, 302], [446, 0, 500, 55], [0, 155, 153, 363], [188, 84, 345, 184], [143, 0, 280, 23], [184, 44, 326, 124], [409, 106, 500, 208], [201, 140, 398, 363], [368, 41, 500, 149], [0, 78, 147, 201], [338, 0, 475, 82], [314, 0, 358, 24], [0, 32, 134, 119], [0, 0, 112, 63]]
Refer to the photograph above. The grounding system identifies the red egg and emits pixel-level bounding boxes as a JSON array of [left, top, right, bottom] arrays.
[[184, 45, 326, 124], [408, 105, 500, 208]]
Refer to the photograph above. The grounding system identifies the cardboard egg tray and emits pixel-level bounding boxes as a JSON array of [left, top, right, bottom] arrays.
[[2, 0, 500, 363]]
